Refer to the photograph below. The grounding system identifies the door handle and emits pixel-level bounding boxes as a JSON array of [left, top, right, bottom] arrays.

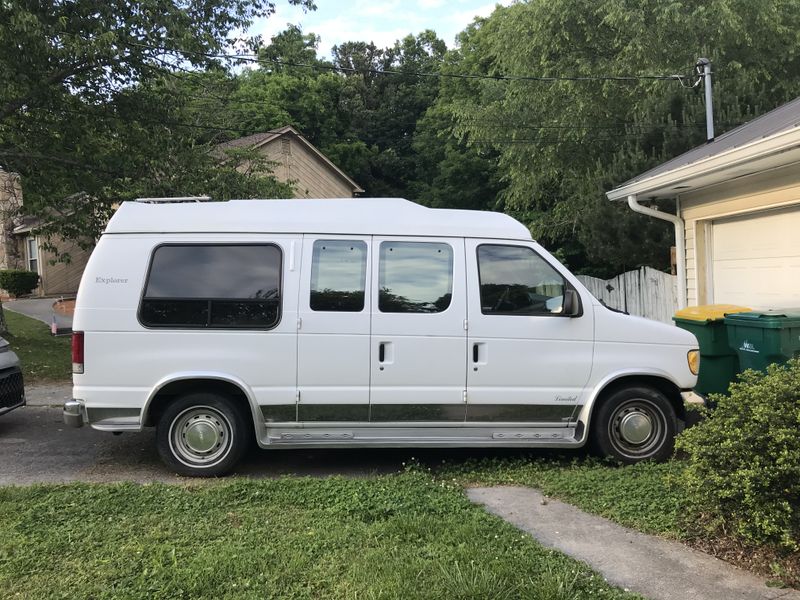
[[473, 343, 479, 363], [379, 342, 385, 363]]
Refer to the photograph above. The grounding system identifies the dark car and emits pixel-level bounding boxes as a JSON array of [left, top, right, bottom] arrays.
[[0, 336, 24, 416]]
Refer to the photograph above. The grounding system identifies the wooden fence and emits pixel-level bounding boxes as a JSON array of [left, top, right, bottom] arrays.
[[576, 267, 677, 324]]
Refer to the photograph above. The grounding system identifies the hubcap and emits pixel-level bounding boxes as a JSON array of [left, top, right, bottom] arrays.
[[184, 419, 220, 453], [618, 411, 652, 445], [608, 398, 666, 459], [169, 406, 233, 468]]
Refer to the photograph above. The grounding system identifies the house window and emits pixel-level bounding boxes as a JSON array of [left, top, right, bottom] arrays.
[[27, 237, 39, 274], [139, 244, 282, 329]]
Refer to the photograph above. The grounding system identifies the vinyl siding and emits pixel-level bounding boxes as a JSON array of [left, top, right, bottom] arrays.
[[38, 237, 93, 296], [256, 137, 356, 198], [679, 163, 800, 306]]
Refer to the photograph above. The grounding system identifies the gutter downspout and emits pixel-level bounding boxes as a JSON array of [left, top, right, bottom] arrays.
[[627, 194, 687, 309]]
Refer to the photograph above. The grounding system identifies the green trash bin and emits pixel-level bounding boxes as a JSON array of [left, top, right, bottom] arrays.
[[673, 304, 752, 397], [724, 309, 800, 372]]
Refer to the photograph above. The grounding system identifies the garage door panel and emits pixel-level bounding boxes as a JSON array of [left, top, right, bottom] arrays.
[[712, 206, 800, 308]]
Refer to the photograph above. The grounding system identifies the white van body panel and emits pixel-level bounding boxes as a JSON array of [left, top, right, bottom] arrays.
[[297, 234, 371, 418], [70, 198, 699, 457], [73, 232, 303, 428]]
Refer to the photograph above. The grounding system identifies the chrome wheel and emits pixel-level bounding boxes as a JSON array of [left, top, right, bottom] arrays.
[[607, 398, 667, 460], [168, 405, 234, 469]]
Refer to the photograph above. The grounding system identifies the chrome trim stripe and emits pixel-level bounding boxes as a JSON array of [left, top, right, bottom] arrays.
[[298, 404, 368, 422], [466, 404, 578, 422], [261, 404, 298, 422], [370, 404, 466, 422]]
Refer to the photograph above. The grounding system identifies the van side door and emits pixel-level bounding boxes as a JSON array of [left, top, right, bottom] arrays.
[[369, 237, 467, 422], [465, 240, 593, 423], [297, 236, 372, 422]]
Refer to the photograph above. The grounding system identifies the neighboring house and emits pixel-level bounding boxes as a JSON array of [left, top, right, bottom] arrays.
[[0, 126, 362, 297], [216, 125, 364, 198], [607, 97, 800, 310], [0, 170, 92, 297]]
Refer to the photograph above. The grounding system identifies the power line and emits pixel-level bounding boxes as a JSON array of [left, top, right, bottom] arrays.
[[129, 41, 701, 85]]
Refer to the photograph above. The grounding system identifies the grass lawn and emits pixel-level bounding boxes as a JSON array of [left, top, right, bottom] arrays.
[[0, 474, 644, 600], [3, 309, 71, 384]]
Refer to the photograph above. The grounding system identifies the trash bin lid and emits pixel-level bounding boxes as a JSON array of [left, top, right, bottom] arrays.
[[724, 309, 800, 328], [674, 304, 752, 322]]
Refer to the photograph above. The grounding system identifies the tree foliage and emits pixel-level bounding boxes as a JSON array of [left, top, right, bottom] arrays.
[[435, 0, 800, 274], [4, 1, 800, 276], [0, 0, 313, 241]]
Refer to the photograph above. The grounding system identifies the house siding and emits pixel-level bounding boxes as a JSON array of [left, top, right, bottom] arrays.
[[38, 237, 93, 296], [256, 136, 357, 198], [679, 164, 800, 305]]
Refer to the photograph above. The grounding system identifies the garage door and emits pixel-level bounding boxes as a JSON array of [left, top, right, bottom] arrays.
[[711, 205, 800, 308]]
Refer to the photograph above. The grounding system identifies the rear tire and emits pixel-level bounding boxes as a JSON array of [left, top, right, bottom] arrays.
[[591, 386, 677, 464], [156, 392, 249, 477]]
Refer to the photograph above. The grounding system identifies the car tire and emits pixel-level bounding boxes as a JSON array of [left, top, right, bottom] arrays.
[[591, 386, 677, 464], [156, 392, 250, 477]]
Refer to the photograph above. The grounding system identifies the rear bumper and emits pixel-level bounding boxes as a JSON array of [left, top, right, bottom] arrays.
[[63, 400, 86, 428], [0, 366, 25, 416]]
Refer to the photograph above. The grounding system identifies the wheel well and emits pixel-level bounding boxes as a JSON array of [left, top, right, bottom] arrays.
[[144, 378, 254, 427], [593, 375, 686, 424]]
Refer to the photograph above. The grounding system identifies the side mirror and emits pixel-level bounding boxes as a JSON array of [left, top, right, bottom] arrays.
[[562, 289, 581, 317]]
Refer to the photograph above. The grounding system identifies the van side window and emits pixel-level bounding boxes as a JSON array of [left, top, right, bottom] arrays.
[[310, 240, 367, 312], [140, 244, 282, 328], [477, 245, 566, 315], [379, 242, 453, 313]]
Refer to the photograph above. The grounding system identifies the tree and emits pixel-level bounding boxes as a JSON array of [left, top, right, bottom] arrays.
[[0, 0, 315, 242], [435, 0, 800, 275]]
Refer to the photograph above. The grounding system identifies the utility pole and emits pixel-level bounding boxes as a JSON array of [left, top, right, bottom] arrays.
[[696, 57, 714, 142]]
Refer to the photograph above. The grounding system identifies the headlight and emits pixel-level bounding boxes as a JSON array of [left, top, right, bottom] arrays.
[[687, 350, 700, 376]]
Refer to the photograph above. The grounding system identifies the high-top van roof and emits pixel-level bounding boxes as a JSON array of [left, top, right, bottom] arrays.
[[105, 198, 533, 240]]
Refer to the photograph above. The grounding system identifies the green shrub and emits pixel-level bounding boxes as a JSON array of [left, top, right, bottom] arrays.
[[676, 359, 800, 550], [0, 270, 39, 297]]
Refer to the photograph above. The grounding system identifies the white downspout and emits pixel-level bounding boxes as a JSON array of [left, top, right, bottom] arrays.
[[627, 194, 687, 309]]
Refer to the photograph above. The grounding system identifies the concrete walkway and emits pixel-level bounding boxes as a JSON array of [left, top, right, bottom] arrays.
[[4, 297, 72, 332], [468, 486, 800, 600]]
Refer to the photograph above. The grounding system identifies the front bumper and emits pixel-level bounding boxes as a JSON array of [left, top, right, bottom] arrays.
[[63, 400, 85, 428], [0, 366, 25, 416]]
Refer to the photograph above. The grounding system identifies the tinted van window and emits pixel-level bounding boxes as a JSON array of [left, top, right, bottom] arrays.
[[310, 240, 367, 312], [140, 244, 281, 328], [478, 245, 565, 315], [379, 242, 453, 313]]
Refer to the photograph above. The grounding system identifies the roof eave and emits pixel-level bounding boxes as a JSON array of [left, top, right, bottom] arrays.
[[606, 126, 800, 201]]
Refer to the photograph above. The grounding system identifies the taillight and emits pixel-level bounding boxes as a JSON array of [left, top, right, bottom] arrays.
[[72, 331, 84, 374]]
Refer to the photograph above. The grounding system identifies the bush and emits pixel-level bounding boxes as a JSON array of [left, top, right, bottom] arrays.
[[676, 359, 800, 551], [0, 270, 39, 297]]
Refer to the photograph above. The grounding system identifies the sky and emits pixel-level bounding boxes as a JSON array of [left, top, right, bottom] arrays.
[[249, 0, 509, 57]]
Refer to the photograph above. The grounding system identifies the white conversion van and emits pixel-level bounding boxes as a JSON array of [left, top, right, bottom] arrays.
[[64, 198, 699, 476]]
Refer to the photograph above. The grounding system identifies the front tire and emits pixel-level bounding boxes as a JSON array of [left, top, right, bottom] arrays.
[[156, 392, 249, 477], [591, 386, 677, 464]]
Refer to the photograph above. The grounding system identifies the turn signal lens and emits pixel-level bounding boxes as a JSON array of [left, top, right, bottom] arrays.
[[687, 350, 700, 376]]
